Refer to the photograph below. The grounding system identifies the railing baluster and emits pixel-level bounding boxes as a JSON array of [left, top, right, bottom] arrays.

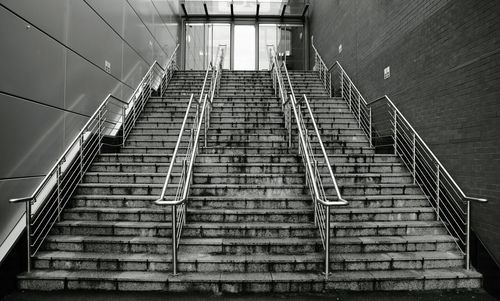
[[393, 109, 398, 155], [172, 204, 177, 275], [26, 201, 32, 273], [436, 163, 441, 220], [412, 133, 417, 184]]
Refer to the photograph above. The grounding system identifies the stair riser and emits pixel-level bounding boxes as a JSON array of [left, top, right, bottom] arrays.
[[43, 240, 170, 254], [179, 243, 322, 255], [330, 241, 456, 253], [96, 155, 300, 164], [84, 174, 306, 185], [18, 276, 481, 292], [33, 257, 464, 274], [71, 198, 312, 210], [83, 173, 412, 185], [88, 165, 304, 174], [64, 211, 313, 223], [70, 197, 429, 210]]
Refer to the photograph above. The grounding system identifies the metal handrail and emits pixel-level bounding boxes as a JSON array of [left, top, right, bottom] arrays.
[[9, 44, 180, 272], [269, 47, 347, 278], [312, 40, 487, 271], [154, 44, 226, 275]]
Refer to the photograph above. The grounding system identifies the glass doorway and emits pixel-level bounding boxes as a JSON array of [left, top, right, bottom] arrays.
[[185, 22, 304, 71], [233, 25, 256, 70]]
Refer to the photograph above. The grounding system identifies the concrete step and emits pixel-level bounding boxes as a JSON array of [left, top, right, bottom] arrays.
[[83, 171, 412, 185], [32, 250, 464, 274], [18, 268, 481, 292], [70, 195, 430, 209], [75, 183, 422, 197]]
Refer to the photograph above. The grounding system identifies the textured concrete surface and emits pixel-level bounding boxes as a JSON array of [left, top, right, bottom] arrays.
[[2, 290, 498, 301]]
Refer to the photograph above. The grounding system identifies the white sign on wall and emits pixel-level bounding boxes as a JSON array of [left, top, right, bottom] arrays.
[[384, 66, 390, 79]]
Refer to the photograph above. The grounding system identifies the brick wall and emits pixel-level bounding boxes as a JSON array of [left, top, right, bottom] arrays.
[[309, 0, 500, 264]]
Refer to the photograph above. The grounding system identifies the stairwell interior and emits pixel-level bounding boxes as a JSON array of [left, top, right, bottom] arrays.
[[12, 55, 483, 292]]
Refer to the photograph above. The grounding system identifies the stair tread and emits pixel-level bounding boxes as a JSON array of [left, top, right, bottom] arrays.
[[35, 250, 463, 262], [19, 268, 481, 281]]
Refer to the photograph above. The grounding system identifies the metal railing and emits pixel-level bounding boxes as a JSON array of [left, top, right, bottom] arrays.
[[9, 44, 180, 272], [269, 47, 348, 278], [155, 44, 226, 275], [312, 41, 487, 270]]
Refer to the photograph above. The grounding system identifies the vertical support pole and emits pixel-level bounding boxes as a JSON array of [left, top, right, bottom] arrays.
[[98, 108, 103, 155], [412, 133, 416, 184], [288, 105, 292, 149], [313, 160, 318, 226], [325, 205, 330, 278], [466, 200, 471, 270], [357, 94, 361, 127], [340, 72, 344, 99], [172, 204, 177, 275], [122, 105, 126, 146], [80, 134, 84, 181], [436, 164, 441, 220], [348, 82, 352, 112], [328, 73, 332, 97], [26, 201, 31, 273], [204, 106, 208, 148], [393, 109, 398, 155], [57, 164, 61, 222], [368, 107, 373, 147]]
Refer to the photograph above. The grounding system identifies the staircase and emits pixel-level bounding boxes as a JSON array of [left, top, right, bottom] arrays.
[[17, 70, 481, 292]]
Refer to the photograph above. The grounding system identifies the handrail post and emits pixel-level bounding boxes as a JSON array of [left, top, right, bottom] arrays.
[[340, 72, 344, 99], [80, 134, 84, 181], [393, 109, 398, 155], [172, 204, 177, 275], [412, 133, 416, 184], [325, 205, 330, 279], [26, 201, 31, 273], [56, 163, 61, 222], [328, 73, 332, 97], [466, 200, 471, 270], [368, 107, 372, 147], [348, 82, 352, 111], [122, 105, 126, 146], [357, 94, 361, 127], [436, 163, 441, 220]]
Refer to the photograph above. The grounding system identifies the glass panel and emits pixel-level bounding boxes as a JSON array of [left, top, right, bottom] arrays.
[[210, 24, 231, 69], [234, 25, 255, 70], [232, 0, 257, 15], [277, 24, 304, 70], [185, 23, 208, 70], [258, 0, 286, 16], [259, 24, 277, 70]]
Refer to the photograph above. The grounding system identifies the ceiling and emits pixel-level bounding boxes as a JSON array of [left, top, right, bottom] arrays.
[[180, 0, 309, 18]]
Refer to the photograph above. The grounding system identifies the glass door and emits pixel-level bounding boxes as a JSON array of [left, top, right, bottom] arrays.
[[233, 25, 256, 70]]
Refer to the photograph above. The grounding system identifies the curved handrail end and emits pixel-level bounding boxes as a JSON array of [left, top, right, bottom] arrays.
[[466, 197, 488, 203], [9, 197, 32, 203]]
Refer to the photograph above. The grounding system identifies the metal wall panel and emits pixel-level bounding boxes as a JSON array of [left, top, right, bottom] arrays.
[[85, 0, 124, 36], [67, 0, 123, 81], [0, 94, 64, 179], [1, 0, 68, 42], [65, 51, 122, 116], [0, 7, 65, 107], [123, 2, 154, 64], [0, 1, 180, 253], [122, 43, 149, 90]]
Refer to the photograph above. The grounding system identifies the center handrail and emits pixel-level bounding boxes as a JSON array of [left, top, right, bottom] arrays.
[[269, 47, 347, 279], [154, 45, 226, 275]]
